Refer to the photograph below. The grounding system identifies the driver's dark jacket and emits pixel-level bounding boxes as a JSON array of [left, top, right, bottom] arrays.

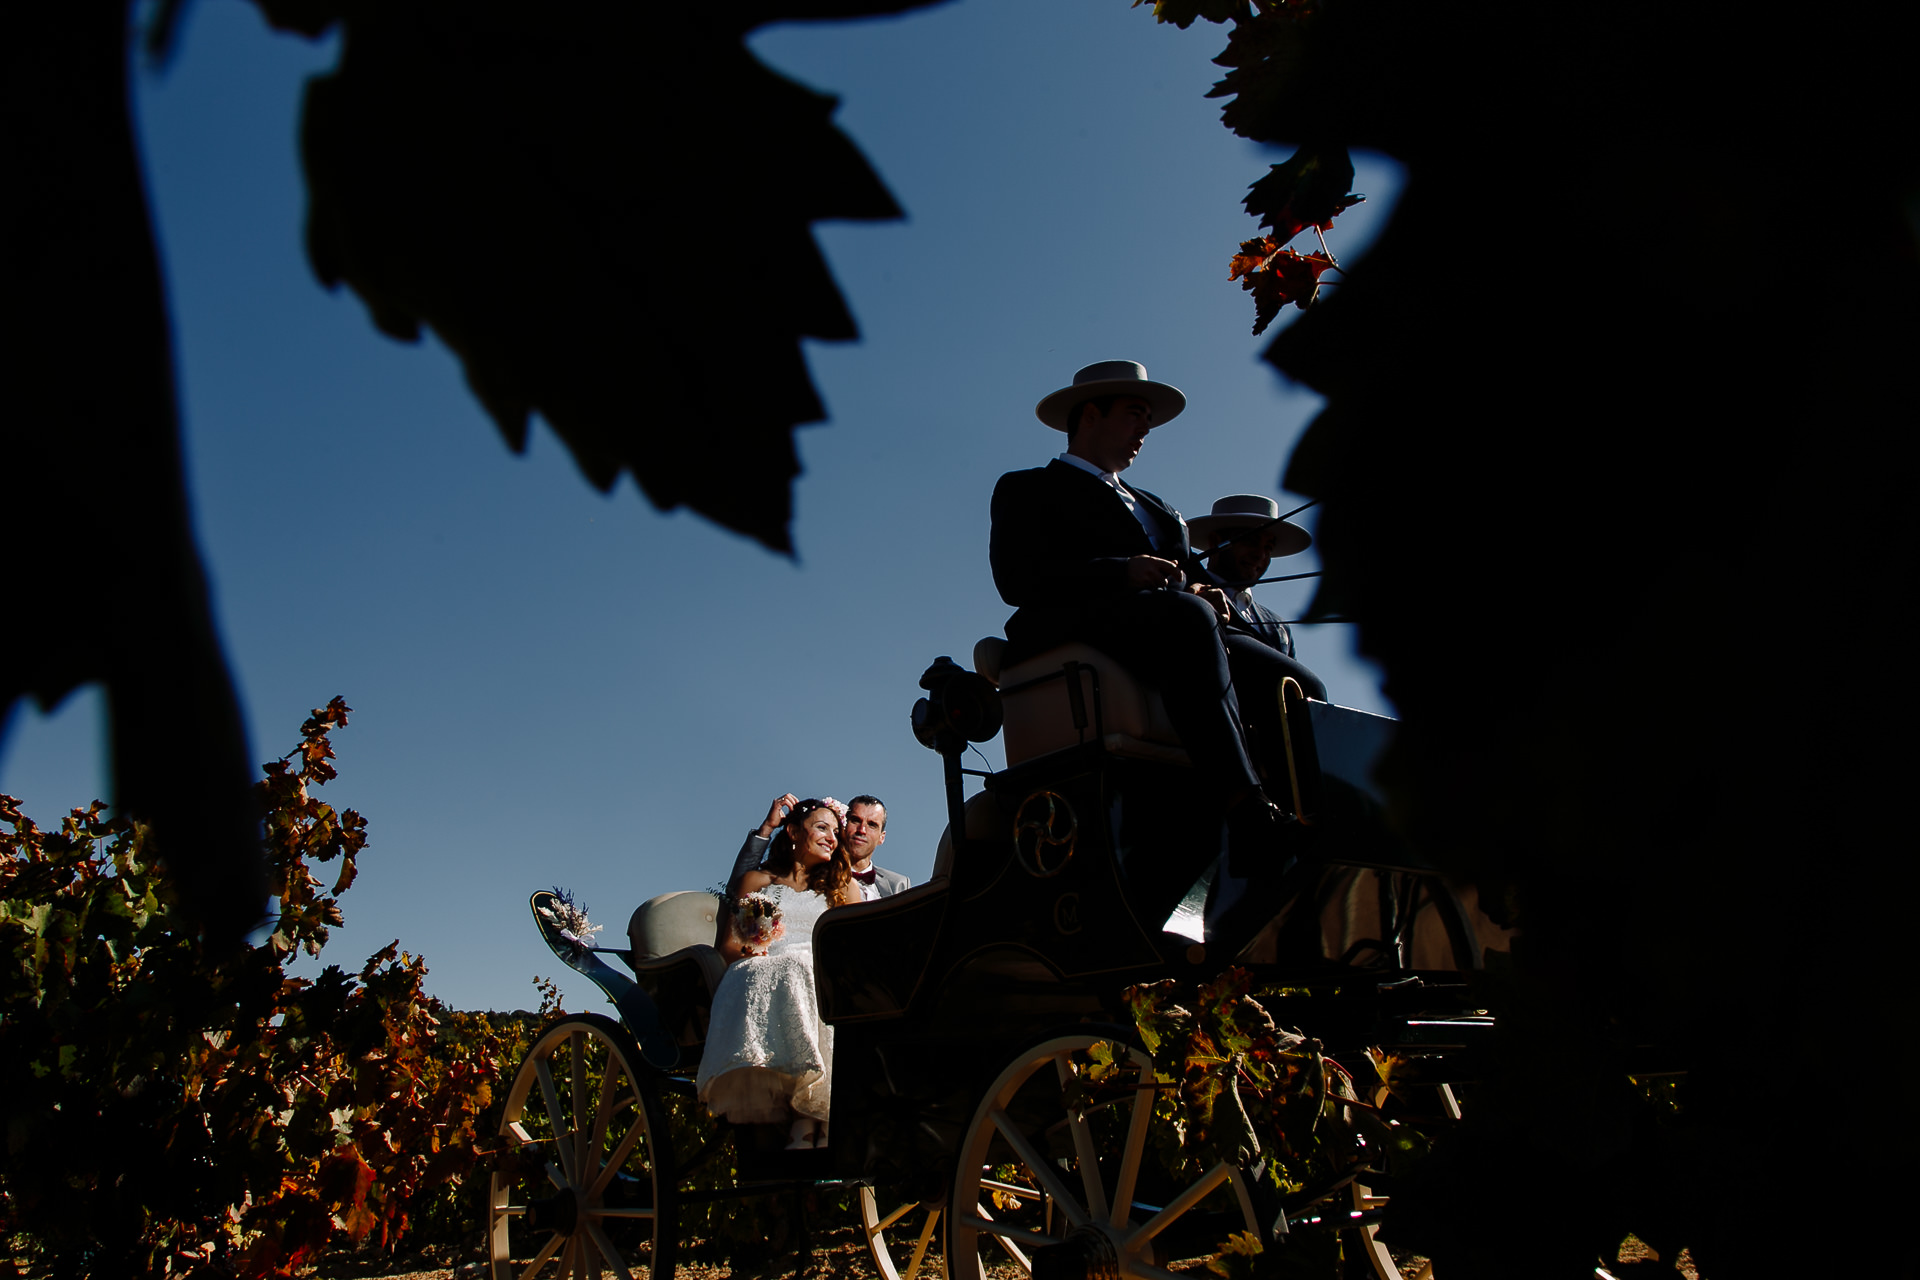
[[990, 459, 1207, 658], [1222, 593, 1296, 657]]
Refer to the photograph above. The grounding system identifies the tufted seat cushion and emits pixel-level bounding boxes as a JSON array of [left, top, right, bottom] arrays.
[[982, 639, 1190, 769], [624, 892, 727, 1053]]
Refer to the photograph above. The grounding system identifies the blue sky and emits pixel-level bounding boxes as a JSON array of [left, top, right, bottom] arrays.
[[0, 0, 1402, 1012]]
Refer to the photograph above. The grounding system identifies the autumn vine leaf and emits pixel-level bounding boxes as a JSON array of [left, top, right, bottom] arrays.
[[1245, 145, 1363, 243], [1231, 240, 1338, 334], [1132, 2, 1359, 329], [1228, 237, 1280, 282], [1227, 138, 1359, 336], [0, 701, 540, 1272]]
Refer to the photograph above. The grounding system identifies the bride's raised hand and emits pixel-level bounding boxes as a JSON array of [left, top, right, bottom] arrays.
[[758, 793, 801, 839]]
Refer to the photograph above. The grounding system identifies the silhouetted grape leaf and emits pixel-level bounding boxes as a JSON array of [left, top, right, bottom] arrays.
[[1129, 0, 1252, 31], [253, 0, 945, 552], [1204, 3, 1318, 141], [1232, 241, 1335, 333], [1228, 235, 1280, 281], [1244, 144, 1362, 243]]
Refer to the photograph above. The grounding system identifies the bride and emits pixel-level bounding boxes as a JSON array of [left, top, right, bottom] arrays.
[[697, 797, 856, 1148]]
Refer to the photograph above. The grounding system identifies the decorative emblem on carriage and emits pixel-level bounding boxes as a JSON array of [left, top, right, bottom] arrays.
[[1013, 789, 1077, 878]]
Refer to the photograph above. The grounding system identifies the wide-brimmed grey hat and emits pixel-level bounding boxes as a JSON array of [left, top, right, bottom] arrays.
[[1187, 494, 1312, 557], [1035, 360, 1186, 431]]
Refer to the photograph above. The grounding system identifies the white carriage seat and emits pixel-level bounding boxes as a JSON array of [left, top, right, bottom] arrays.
[[625, 890, 726, 996], [973, 636, 1190, 769]]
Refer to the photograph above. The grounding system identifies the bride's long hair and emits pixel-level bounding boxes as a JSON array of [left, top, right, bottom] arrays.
[[761, 798, 855, 905]]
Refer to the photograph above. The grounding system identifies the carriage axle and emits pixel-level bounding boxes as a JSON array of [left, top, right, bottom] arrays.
[[523, 1188, 578, 1236]]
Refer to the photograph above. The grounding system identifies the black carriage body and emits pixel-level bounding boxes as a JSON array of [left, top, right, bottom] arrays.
[[522, 663, 1499, 1202], [808, 689, 1493, 1191], [502, 657, 1519, 1280]]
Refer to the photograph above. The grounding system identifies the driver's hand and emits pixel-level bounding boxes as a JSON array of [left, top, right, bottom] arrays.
[[758, 793, 800, 838], [1126, 555, 1185, 590], [1190, 584, 1232, 620]]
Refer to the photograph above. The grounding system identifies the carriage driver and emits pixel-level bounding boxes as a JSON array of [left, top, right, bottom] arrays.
[[988, 360, 1290, 847]]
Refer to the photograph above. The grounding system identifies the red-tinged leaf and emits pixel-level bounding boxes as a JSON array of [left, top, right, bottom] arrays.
[[1244, 146, 1362, 244], [315, 1147, 375, 1213], [420, 1142, 475, 1188], [273, 1190, 335, 1260], [235, 1233, 288, 1276], [340, 1197, 381, 1246], [1241, 248, 1337, 333], [1229, 236, 1279, 281]]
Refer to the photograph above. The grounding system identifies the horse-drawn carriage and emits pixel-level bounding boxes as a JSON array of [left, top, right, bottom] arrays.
[[487, 638, 1508, 1280]]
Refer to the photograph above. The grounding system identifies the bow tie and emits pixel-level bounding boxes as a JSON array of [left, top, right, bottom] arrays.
[[851, 868, 877, 886]]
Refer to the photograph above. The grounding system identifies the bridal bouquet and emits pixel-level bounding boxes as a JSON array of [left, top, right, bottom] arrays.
[[733, 892, 785, 957], [537, 887, 602, 954]]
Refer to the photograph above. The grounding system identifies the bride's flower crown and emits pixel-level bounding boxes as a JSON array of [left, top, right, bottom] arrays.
[[800, 796, 849, 826]]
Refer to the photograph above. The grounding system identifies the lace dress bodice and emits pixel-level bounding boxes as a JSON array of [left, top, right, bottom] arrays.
[[762, 883, 828, 957]]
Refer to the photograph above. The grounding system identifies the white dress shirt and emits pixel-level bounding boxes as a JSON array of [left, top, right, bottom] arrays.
[[1057, 452, 1166, 550]]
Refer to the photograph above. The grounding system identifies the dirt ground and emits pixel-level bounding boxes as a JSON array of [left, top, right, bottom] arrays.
[[308, 1224, 1697, 1279], [310, 1221, 1195, 1280]]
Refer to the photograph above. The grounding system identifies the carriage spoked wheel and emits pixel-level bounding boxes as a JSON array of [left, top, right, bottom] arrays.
[[947, 1032, 1260, 1280], [860, 1186, 948, 1280], [1349, 1179, 1404, 1280], [488, 1014, 676, 1280]]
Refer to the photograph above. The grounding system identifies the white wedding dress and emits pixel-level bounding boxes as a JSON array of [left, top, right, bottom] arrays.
[[696, 884, 834, 1123]]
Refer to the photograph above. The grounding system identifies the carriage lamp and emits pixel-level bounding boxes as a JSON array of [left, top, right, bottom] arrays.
[[910, 655, 1003, 756]]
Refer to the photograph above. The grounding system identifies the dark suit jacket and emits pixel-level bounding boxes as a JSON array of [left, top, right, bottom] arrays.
[[1223, 593, 1295, 657], [990, 459, 1206, 657]]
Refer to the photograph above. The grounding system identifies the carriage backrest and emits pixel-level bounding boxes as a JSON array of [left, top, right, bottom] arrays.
[[627, 890, 722, 959], [976, 637, 1189, 769]]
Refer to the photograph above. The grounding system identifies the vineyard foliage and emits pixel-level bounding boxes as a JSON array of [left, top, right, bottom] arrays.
[[1133, 0, 1365, 332], [1099, 970, 1428, 1277], [1114, 970, 1408, 1193], [0, 699, 535, 1277]]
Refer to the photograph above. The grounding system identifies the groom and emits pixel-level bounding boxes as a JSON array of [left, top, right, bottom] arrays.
[[842, 795, 909, 900], [725, 793, 910, 900]]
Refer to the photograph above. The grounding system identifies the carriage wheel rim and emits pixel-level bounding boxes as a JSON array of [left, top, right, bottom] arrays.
[[947, 1032, 1258, 1280], [861, 1184, 946, 1280], [488, 1015, 671, 1280]]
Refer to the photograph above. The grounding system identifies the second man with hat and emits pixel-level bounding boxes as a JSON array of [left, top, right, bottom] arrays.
[[1189, 493, 1326, 699]]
